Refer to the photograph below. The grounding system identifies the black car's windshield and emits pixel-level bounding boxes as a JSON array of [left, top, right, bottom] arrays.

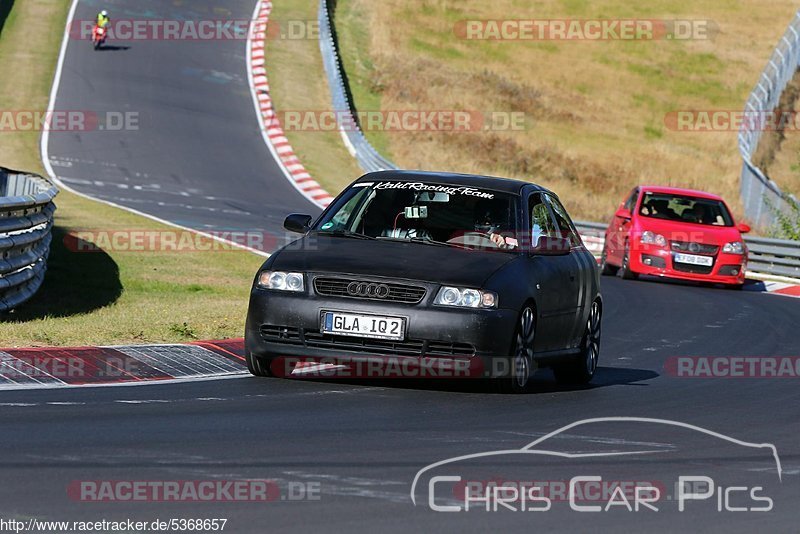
[[639, 192, 734, 227], [315, 181, 519, 251]]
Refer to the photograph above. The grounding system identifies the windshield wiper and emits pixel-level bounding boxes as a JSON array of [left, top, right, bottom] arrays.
[[316, 229, 375, 240]]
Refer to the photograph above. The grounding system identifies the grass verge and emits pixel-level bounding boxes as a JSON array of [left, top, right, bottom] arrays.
[[0, 0, 263, 347]]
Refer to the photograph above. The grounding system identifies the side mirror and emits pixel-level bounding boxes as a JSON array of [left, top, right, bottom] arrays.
[[284, 213, 313, 234], [615, 208, 632, 220], [532, 236, 571, 256], [737, 222, 751, 234]]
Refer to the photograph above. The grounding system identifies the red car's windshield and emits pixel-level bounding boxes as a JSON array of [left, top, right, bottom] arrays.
[[638, 192, 734, 227]]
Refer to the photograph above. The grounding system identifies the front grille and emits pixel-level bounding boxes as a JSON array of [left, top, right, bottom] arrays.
[[427, 341, 476, 357], [671, 255, 714, 274], [260, 325, 475, 358], [260, 325, 303, 345], [304, 331, 424, 356], [313, 277, 426, 304], [670, 241, 719, 255]]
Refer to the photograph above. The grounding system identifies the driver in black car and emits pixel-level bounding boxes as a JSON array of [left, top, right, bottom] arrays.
[[473, 201, 516, 249]]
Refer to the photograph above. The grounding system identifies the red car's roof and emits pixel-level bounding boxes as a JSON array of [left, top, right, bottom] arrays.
[[638, 185, 724, 202]]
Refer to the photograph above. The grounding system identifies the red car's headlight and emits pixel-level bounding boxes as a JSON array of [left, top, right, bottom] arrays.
[[722, 241, 744, 255], [640, 231, 667, 247]]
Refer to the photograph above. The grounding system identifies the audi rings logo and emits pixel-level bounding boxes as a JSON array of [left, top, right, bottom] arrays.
[[347, 281, 391, 298]]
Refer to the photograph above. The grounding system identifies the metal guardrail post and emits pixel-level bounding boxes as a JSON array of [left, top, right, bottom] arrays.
[[0, 167, 58, 312], [318, 0, 397, 173]]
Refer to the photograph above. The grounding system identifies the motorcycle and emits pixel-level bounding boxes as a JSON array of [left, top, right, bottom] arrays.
[[92, 24, 107, 50]]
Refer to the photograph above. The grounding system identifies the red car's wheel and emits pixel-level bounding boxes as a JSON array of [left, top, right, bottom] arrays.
[[618, 242, 638, 280], [599, 244, 618, 276]]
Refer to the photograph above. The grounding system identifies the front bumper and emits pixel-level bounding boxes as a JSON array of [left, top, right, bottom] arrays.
[[244, 287, 518, 379], [630, 244, 745, 285]]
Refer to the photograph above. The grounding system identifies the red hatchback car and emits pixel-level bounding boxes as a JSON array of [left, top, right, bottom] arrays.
[[601, 186, 751, 288]]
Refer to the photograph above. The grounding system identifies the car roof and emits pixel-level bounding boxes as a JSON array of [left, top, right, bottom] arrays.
[[638, 185, 724, 202], [355, 170, 549, 195]]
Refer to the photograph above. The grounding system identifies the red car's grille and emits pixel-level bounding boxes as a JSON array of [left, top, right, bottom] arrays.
[[670, 241, 719, 255], [671, 258, 715, 274]]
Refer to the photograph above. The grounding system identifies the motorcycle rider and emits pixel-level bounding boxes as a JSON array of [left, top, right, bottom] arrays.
[[96, 10, 110, 29]]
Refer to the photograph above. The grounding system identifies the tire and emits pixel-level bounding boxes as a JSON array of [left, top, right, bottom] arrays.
[[554, 300, 601, 386], [495, 306, 536, 394], [245, 351, 272, 377], [618, 242, 638, 280], [599, 244, 618, 276]]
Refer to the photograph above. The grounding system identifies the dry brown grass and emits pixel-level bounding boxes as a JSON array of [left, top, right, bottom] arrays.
[[335, 0, 800, 222], [760, 71, 800, 199]]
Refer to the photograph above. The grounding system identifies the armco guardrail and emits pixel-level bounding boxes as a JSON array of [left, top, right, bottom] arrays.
[[575, 221, 800, 279], [318, 0, 397, 173], [737, 10, 800, 230], [0, 167, 58, 312], [745, 235, 800, 279]]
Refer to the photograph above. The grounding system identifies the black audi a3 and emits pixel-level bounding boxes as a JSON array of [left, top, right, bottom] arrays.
[[245, 171, 601, 393]]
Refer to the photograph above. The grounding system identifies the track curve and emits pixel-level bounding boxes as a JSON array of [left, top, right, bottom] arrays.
[[43, 0, 318, 246]]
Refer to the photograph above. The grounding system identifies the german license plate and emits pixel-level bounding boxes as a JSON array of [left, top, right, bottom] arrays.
[[322, 312, 405, 340], [674, 252, 713, 266]]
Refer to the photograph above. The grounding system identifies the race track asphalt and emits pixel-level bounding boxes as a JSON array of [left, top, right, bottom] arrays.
[[25, 0, 800, 531], [45, 0, 319, 247], [1, 276, 798, 532]]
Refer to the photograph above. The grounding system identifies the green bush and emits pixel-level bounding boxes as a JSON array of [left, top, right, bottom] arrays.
[[768, 196, 800, 240]]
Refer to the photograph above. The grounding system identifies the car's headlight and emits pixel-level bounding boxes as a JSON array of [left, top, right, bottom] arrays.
[[435, 287, 497, 308], [257, 270, 305, 292], [722, 241, 744, 255], [640, 231, 667, 247]]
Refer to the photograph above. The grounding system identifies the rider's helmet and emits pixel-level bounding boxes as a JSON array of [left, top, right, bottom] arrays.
[[101, 10, 108, 16]]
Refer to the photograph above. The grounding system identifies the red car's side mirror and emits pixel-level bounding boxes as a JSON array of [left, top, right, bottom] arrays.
[[615, 208, 632, 220], [532, 236, 571, 256], [737, 222, 751, 234]]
